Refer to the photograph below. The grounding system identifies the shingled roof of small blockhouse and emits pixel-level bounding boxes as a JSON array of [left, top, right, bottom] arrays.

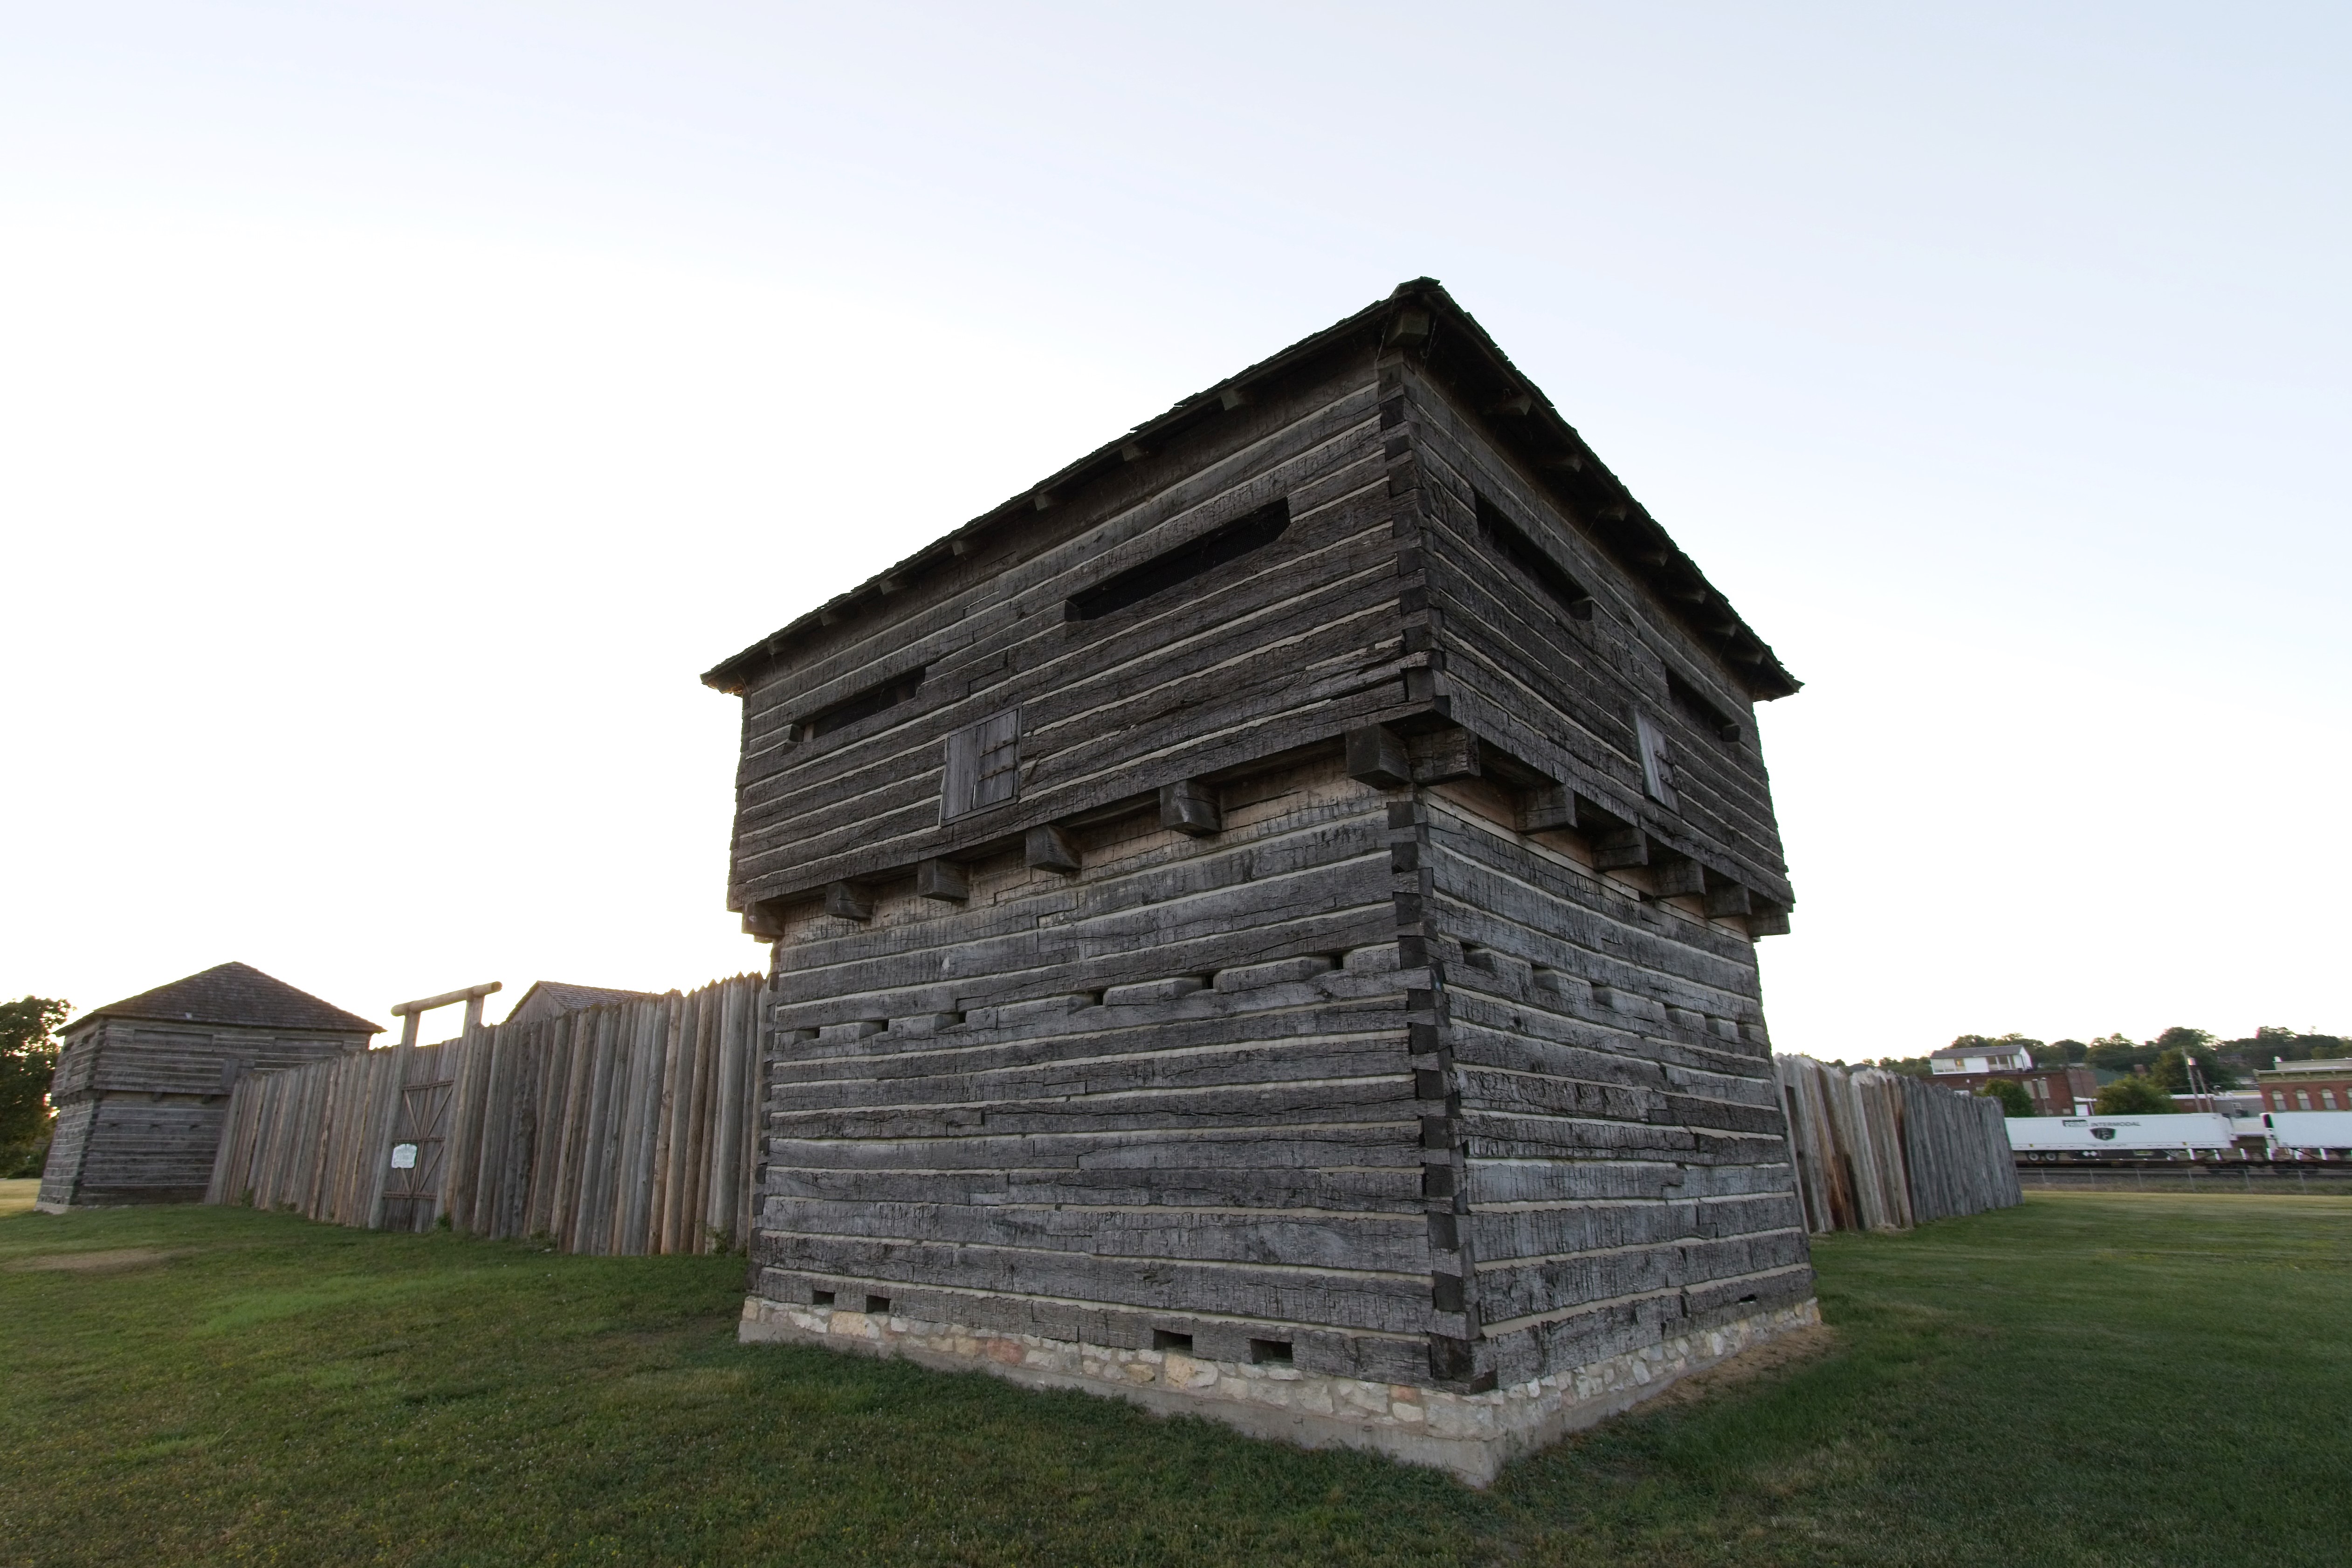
[[505, 980, 663, 1020], [76, 961, 382, 1036], [702, 278, 1799, 702]]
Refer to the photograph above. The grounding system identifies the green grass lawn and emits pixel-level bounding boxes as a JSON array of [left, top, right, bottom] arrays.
[[2, 1194, 2344, 1567]]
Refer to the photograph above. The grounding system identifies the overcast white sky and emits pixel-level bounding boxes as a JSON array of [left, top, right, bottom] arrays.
[[3, 3, 2345, 1058]]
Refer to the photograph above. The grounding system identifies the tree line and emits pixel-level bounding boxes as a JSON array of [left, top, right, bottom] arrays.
[[1847, 1026, 2345, 1118], [2, 996, 69, 1178]]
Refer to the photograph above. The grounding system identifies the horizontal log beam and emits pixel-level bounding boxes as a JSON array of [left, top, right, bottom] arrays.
[[391, 982, 502, 1018]]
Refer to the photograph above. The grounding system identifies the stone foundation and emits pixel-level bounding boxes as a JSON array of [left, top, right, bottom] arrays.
[[740, 1294, 1822, 1485]]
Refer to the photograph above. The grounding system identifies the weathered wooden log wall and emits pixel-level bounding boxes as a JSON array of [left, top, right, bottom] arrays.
[[1389, 336, 1811, 1385], [1898, 1071, 2027, 1222], [1422, 784, 1810, 1389], [1774, 1055, 2021, 1232], [41, 1015, 372, 1207], [711, 282, 1820, 1405], [758, 756, 1430, 1382], [205, 976, 764, 1253], [1392, 348, 1794, 920]]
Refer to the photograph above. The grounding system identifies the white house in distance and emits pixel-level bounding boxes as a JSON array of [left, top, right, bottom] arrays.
[[1932, 1041, 2033, 1076]]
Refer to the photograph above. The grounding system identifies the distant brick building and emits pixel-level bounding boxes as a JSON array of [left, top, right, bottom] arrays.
[[1928, 1042, 2093, 1116], [2256, 1059, 2352, 1114]]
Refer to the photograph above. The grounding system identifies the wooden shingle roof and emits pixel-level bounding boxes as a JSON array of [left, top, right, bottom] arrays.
[[78, 962, 381, 1036], [505, 981, 662, 1025]]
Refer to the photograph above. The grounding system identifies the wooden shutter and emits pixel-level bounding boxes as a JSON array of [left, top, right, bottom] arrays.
[[942, 708, 1021, 821], [1635, 711, 1680, 811]]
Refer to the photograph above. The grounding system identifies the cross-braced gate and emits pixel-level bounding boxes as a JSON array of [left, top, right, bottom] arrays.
[[370, 981, 500, 1231]]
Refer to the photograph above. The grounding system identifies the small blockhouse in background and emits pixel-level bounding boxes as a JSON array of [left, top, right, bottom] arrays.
[[502, 981, 661, 1028], [38, 962, 378, 1210], [708, 280, 1816, 1481]]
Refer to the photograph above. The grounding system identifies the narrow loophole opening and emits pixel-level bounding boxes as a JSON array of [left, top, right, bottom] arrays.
[[1153, 1330, 1193, 1354], [1248, 1338, 1293, 1365], [812, 1290, 835, 1307], [865, 1294, 893, 1315]]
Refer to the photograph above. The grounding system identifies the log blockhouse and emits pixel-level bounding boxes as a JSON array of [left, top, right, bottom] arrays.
[[708, 281, 1816, 1482], [38, 962, 379, 1210]]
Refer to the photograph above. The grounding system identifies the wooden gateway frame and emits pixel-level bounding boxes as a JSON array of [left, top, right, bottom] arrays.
[[373, 981, 501, 1232], [705, 281, 1815, 1482]]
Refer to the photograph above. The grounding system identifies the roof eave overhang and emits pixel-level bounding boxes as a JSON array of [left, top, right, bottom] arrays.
[[80, 1008, 383, 1035]]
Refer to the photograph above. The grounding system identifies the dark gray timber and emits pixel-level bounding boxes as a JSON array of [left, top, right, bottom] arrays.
[[206, 977, 767, 1254], [708, 280, 1811, 1396], [39, 963, 377, 1209]]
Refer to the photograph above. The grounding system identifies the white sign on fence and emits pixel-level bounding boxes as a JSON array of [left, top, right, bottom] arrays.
[[389, 1142, 419, 1169]]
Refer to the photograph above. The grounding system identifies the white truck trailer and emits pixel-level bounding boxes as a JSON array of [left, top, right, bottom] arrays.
[[2005, 1114, 2236, 1156], [2263, 1111, 2352, 1155]]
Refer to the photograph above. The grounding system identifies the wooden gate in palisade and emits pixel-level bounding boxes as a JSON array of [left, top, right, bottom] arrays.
[[206, 974, 766, 1256], [378, 1067, 457, 1232], [376, 983, 501, 1232]]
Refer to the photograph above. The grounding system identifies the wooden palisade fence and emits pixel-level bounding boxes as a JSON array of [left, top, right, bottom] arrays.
[[206, 975, 764, 1254], [1774, 1054, 2023, 1233]]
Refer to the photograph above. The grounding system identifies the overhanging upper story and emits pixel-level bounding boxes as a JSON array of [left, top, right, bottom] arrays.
[[704, 281, 1801, 930]]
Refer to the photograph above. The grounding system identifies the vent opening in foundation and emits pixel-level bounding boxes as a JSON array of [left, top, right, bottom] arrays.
[[812, 1289, 835, 1307], [1248, 1338, 1293, 1364], [865, 1294, 893, 1315], [1152, 1330, 1193, 1354]]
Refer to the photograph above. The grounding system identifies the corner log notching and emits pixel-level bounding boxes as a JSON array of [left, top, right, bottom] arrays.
[[703, 279, 1815, 1484]]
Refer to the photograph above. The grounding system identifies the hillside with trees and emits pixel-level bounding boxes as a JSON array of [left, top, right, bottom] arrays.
[[1843, 1024, 2343, 1096], [1, 996, 69, 1178]]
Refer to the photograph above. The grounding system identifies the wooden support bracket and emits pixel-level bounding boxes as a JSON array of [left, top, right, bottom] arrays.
[[1748, 903, 1792, 938], [1704, 882, 1754, 919], [824, 882, 873, 921], [1650, 856, 1707, 900], [1592, 826, 1649, 871], [1346, 724, 1412, 789], [1519, 785, 1578, 833], [1158, 780, 1222, 836], [1408, 728, 1481, 785], [915, 859, 969, 902], [1387, 308, 1432, 347], [742, 900, 787, 940], [1025, 824, 1082, 874]]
